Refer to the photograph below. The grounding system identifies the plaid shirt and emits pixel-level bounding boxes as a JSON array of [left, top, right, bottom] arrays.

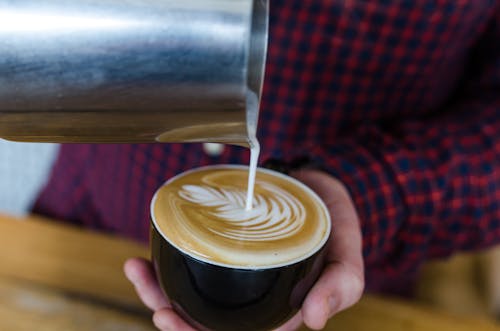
[[34, 0, 500, 294]]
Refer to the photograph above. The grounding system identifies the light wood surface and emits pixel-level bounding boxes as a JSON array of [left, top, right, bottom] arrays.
[[0, 213, 499, 331], [0, 276, 154, 331], [318, 296, 500, 331], [0, 213, 148, 310]]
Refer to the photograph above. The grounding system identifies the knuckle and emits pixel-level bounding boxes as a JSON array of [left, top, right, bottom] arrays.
[[349, 272, 365, 303], [338, 266, 364, 309]]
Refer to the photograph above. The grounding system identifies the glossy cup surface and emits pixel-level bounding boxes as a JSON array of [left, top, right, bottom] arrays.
[[150, 166, 330, 331]]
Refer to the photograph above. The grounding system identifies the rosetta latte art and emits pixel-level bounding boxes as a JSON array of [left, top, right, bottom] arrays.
[[179, 183, 306, 241], [153, 167, 330, 267]]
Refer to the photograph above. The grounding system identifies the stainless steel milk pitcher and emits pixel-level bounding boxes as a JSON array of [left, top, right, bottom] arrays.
[[0, 0, 268, 144]]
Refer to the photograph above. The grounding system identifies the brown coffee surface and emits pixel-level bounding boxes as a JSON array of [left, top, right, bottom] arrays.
[[152, 166, 330, 268]]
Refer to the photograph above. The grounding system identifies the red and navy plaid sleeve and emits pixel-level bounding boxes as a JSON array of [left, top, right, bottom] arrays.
[[306, 7, 500, 284]]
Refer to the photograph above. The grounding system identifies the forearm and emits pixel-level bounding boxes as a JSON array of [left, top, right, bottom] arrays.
[[307, 97, 500, 278]]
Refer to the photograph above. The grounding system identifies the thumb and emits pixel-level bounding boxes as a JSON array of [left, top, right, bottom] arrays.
[[302, 261, 364, 330]]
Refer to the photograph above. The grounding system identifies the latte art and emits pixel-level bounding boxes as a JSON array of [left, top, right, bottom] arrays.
[[178, 183, 306, 241], [152, 166, 330, 268]]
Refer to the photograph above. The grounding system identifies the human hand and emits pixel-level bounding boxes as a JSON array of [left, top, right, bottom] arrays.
[[274, 169, 364, 330], [124, 169, 364, 331]]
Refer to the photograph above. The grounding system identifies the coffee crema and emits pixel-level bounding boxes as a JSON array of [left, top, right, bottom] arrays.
[[152, 166, 330, 269]]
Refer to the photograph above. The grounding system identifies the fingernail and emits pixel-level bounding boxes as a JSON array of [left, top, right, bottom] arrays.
[[328, 296, 338, 315], [125, 270, 140, 285], [124, 272, 132, 283], [124, 270, 135, 283]]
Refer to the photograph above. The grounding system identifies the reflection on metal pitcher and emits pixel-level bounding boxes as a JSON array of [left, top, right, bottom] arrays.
[[0, 0, 268, 145]]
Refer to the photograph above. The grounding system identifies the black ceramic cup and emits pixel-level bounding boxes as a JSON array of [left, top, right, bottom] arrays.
[[150, 166, 331, 331]]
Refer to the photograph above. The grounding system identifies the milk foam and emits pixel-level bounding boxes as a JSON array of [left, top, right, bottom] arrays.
[[152, 166, 331, 269], [179, 182, 305, 241]]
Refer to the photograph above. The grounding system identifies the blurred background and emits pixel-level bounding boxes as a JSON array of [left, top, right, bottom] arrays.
[[0, 140, 58, 215], [0, 139, 498, 331]]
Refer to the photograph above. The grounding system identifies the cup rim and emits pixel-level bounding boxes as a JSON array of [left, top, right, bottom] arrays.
[[151, 164, 332, 270]]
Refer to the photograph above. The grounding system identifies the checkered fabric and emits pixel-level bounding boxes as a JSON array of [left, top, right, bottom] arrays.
[[34, 0, 500, 293]]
